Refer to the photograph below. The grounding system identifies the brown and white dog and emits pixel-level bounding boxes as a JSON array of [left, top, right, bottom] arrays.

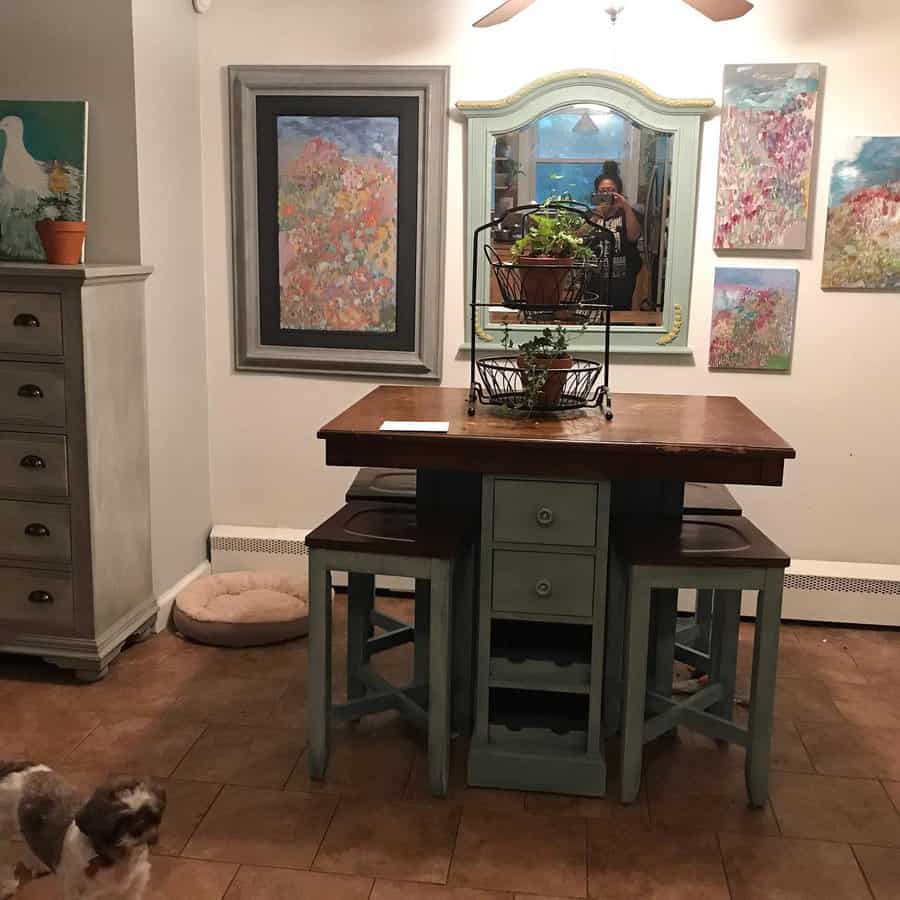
[[0, 762, 166, 899]]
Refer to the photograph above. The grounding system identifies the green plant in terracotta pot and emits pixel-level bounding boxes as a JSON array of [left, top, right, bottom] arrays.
[[502, 323, 585, 409], [35, 175, 87, 265], [510, 206, 592, 306]]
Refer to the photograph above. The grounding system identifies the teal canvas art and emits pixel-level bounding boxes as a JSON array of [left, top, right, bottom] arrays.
[[0, 99, 88, 261]]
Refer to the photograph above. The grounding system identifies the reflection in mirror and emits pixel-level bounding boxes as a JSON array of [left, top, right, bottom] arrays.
[[491, 104, 672, 327]]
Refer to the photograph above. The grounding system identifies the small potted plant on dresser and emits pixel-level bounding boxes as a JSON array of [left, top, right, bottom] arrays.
[[502, 324, 584, 409], [510, 206, 592, 306], [35, 173, 87, 264]]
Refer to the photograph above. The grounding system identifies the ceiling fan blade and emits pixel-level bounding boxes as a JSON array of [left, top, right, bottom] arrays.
[[681, 0, 754, 21], [473, 0, 538, 27]]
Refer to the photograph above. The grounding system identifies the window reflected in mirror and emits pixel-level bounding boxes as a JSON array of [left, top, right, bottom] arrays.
[[491, 105, 672, 327]]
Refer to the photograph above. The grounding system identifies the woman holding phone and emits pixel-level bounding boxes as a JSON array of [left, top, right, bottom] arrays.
[[586, 160, 643, 310]]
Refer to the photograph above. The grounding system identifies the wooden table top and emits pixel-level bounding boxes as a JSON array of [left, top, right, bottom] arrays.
[[319, 387, 796, 485]]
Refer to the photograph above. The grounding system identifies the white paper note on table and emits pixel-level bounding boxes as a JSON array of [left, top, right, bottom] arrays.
[[379, 421, 450, 433]]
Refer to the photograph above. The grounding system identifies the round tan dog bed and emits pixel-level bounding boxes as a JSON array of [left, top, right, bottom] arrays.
[[173, 571, 310, 647]]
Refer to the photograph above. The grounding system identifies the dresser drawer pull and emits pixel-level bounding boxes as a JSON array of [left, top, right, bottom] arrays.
[[535, 578, 553, 598], [536, 507, 554, 527], [28, 590, 54, 604], [17, 384, 44, 399], [24, 522, 51, 538], [20, 454, 47, 469], [13, 313, 41, 328]]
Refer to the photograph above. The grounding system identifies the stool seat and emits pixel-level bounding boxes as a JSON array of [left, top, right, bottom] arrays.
[[306, 501, 470, 559], [346, 467, 417, 504], [616, 515, 789, 569], [683, 483, 742, 516]]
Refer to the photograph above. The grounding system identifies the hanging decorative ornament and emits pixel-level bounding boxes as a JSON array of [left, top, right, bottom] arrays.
[[604, 5, 625, 24], [192, 0, 212, 13]]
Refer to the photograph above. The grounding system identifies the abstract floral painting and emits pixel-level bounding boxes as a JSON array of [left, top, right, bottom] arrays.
[[0, 99, 87, 262], [822, 137, 900, 290], [714, 64, 819, 251], [709, 268, 799, 371], [276, 116, 398, 332]]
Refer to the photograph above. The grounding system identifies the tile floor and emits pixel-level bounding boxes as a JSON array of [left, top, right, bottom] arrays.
[[2, 599, 900, 899]]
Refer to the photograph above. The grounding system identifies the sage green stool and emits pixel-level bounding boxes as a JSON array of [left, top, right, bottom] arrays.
[[617, 515, 789, 808], [305, 501, 472, 797]]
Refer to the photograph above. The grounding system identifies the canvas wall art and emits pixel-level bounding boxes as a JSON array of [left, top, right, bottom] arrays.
[[0, 99, 88, 262], [714, 63, 820, 251], [709, 268, 798, 371], [231, 66, 448, 379], [822, 136, 900, 290]]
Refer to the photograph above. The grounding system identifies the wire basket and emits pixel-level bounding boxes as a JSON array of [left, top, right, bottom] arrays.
[[475, 356, 605, 412]]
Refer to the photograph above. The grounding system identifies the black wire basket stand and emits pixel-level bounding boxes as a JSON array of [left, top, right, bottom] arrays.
[[467, 201, 615, 420]]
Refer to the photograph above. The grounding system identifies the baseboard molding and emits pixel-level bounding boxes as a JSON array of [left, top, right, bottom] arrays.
[[155, 560, 210, 632]]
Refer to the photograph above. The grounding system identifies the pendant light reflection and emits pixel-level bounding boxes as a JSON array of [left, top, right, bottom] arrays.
[[572, 110, 600, 134]]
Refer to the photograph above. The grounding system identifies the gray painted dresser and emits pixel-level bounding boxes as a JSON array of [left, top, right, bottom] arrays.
[[0, 263, 155, 680]]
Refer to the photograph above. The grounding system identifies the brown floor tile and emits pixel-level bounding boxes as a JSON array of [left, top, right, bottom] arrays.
[[648, 788, 778, 835], [735, 674, 845, 724], [830, 684, 900, 730], [153, 779, 223, 856], [847, 641, 900, 686], [288, 716, 416, 800], [588, 823, 728, 899], [174, 675, 293, 727], [720, 833, 871, 899], [183, 785, 336, 868], [853, 844, 900, 900], [524, 788, 649, 826], [0, 691, 102, 762], [770, 771, 900, 846], [404, 740, 525, 814], [224, 866, 373, 899], [798, 722, 900, 780], [64, 715, 205, 777], [884, 781, 900, 814], [740, 640, 867, 686], [372, 882, 511, 900], [315, 800, 459, 884], [449, 809, 586, 898], [643, 739, 747, 798], [173, 724, 305, 788]]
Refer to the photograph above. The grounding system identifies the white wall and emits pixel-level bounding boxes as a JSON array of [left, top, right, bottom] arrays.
[[133, 0, 213, 592], [1, 0, 141, 262], [198, 0, 900, 566]]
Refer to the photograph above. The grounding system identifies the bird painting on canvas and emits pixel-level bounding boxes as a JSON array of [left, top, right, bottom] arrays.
[[0, 99, 87, 261]]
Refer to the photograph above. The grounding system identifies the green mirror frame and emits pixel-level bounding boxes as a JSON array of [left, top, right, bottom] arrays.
[[458, 70, 714, 355]]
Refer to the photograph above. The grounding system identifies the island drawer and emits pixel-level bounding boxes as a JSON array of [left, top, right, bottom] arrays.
[[493, 478, 597, 547], [492, 549, 594, 618], [0, 292, 63, 357]]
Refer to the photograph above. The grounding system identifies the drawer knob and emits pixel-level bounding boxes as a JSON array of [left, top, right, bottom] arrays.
[[24, 522, 51, 538], [535, 578, 553, 598], [17, 384, 44, 400], [536, 507, 554, 527], [28, 590, 54, 604], [20, 454, 46, 469], [13, 313, 41, 328]]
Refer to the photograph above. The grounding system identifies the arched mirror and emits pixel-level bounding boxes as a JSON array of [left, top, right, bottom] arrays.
[[459, 71, 714, 354]]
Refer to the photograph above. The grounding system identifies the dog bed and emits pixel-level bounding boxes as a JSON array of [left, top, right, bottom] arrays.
[[173, 571, 310, 647]]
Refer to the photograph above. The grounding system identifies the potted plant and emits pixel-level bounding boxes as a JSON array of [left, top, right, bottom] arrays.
[[502, 324, 584, 409], [510, 205, 593, 306], [35, 171, 87, 265]]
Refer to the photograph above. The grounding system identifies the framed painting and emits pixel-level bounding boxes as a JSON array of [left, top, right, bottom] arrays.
[[230, 66, 448, 378], [0, 99, 88, 262], [714, 63, 820, 252], [709, 268, 799, 371], [822, 136, 900, 290]]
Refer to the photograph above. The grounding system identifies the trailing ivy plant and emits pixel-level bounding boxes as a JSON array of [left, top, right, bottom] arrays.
[[500, 324, 585, 410], [511, 205, 594, 262]]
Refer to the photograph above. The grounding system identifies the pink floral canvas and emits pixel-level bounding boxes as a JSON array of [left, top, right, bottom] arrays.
[[714, 64, 820, 251], [709, 268, 798, 371]]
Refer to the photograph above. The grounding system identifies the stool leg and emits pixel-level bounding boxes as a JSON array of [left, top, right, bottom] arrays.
[[451, 542, 476, 736], [621, 570, 651, 804], [745, 569, 784, 808], [604, 548, 627, 735], [709, 589, 741, 723], [414, 579, 431, 690], [695, 589, 714, 655], [428, 559, 453, 797], [308, 552, 333, 778], [651, 588, 678, 705], [347, 573, 375, 702]]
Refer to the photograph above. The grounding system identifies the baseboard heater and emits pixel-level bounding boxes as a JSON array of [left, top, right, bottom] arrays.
[[208, 525, 414, 592]]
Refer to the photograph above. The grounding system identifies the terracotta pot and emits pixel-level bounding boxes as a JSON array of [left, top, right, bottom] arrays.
[[518, 255, 573, 306], [516, 354, 574, 408], [35, 219, 87, 265]]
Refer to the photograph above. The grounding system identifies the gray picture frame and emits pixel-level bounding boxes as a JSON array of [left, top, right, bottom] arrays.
[[229, 65, 449, 379]]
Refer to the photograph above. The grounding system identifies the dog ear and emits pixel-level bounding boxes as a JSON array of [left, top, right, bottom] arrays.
[[75, 787, 126, 859]]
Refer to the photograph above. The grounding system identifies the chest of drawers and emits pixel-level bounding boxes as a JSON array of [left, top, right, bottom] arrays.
[[0, 263, 154, 681]]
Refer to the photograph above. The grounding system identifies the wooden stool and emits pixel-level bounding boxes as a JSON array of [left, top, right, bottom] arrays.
[[345, 467, 417, 504], [616, 515, 788, 807], [305, 501, 473, 796]]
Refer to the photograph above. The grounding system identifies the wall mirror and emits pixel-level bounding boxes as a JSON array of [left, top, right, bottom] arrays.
[[458, 71, 714, 354]]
